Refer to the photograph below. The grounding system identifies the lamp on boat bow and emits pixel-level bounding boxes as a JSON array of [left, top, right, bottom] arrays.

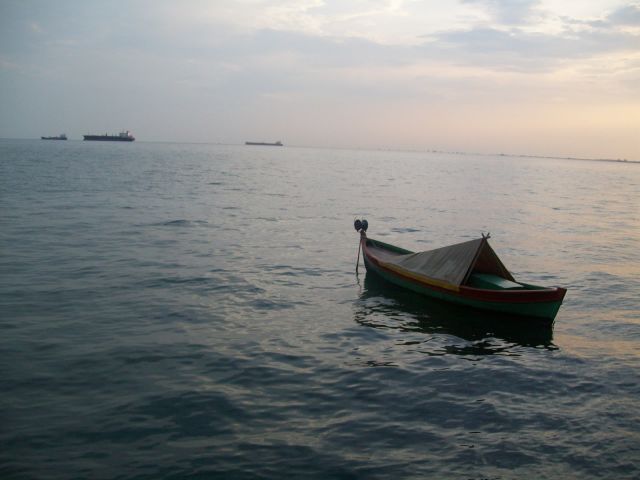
[[354, 218, 368, 233]]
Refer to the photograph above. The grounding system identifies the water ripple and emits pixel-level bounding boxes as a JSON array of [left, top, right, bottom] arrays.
[[1, 141, 639, 479]]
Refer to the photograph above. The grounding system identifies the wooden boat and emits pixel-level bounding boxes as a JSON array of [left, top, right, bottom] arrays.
[[355, 220, 566, 321]]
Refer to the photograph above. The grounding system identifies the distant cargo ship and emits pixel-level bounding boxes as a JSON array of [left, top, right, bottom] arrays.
[[245, 141, 283, 146], [41, 134, 67, 140], [84, 130, 135, 142]]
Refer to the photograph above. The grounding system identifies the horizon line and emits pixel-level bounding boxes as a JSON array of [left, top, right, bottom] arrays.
[[1, 136, 637, 164]]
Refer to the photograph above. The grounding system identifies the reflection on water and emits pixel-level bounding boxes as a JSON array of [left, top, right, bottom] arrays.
[[354, 271, 555, 352]]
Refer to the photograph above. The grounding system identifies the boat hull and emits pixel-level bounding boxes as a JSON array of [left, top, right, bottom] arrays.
[[362, 237, 566, 321], [83, 135, 134, 142]]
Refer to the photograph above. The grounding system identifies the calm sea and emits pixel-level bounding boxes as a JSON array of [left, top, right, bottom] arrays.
[[1, 139, 639, 479]]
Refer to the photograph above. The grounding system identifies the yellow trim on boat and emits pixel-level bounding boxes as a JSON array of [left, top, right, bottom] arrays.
[[378, 261, 460, 292]]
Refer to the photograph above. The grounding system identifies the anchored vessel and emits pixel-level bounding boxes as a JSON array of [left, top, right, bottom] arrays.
[[355, 219, 566, 321], [41, 134, 67, 140], [245, 141, 283, 146], [84, 131, 135, 142]]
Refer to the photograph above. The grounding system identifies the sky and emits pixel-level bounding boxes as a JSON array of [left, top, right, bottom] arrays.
[[1, 0, 639, 159]]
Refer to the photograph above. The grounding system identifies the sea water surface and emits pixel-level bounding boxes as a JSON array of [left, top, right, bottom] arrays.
[[1, 139, 639, 479]]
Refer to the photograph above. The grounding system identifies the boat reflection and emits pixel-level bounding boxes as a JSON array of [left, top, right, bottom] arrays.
[[355, 272, 555, 350]]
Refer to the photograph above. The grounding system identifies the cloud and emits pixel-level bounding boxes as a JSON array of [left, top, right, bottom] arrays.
[[461, 0, 543, 25], [607, 2, 640, 25], [1, 0, 638, 158], [421, 4, 640, 73]]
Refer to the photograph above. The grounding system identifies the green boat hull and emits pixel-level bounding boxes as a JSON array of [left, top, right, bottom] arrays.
[[363, 245, 564, 321]]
